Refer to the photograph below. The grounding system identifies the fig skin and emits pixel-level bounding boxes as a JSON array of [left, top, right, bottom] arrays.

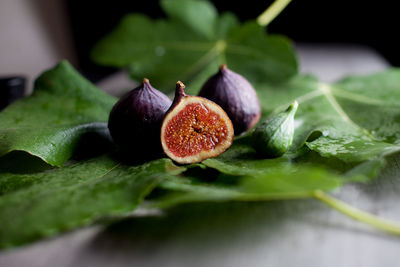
[[108, 78, 172, 157], [198, 64, 261, 135], [161, 81, 234, 164], [252, 101, 298, 158]]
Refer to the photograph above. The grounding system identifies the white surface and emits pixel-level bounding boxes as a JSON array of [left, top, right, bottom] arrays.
[[1, 46, 399, 267]]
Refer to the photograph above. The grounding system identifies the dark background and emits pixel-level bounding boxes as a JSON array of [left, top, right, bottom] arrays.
[[66, 0, 399, 82]]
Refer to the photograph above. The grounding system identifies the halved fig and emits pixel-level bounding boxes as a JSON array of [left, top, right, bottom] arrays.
[[161, 81, 234, 164]]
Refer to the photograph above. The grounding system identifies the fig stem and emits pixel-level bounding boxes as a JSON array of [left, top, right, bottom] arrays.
[[219, 64, 227, 71], [143, 78, 150, 84], [256, 0, 292, 27], [173, 81, 187, 102], [313, 190, 400, 236]]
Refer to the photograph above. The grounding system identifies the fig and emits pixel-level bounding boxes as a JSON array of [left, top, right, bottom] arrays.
[[108, 78, 172, 157], [198, 64, 261, 135], [252, 101, 298, 158], [161, 81, 234, 164]]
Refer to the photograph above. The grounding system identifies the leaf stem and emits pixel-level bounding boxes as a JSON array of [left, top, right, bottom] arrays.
[[313, 190, 400, 235], [256, 0, 292, 27]]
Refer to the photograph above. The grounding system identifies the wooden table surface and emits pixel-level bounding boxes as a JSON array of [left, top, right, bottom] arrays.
[[1, 44, 399, 267]]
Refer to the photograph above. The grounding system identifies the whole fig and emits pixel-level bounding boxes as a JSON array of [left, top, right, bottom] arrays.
[[198, 64, 261, 135], [108, 78, 172, 157], [252, 101, 298, 158]]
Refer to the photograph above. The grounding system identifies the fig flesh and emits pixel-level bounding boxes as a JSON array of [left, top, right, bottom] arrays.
[[108, 78, 172, 157], [198, 64, 261, 135], [161, 81, 234, 164]]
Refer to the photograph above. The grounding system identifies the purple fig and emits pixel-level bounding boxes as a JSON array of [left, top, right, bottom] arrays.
[[198, 64, 261, 135], [161, 81, 234, 164], [108, 78, 172, 156]]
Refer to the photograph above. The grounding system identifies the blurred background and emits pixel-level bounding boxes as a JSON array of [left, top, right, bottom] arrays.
[[1, 0, 399, 92]]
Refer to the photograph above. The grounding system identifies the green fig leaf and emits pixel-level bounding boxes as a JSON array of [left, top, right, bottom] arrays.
[[2, 66, 400, 248], [0, 61, 117, 166], [256, 71, 400, 160], [0, 156, 184, 248], [161, 0, 218, 39], [91, 0, 298, 92], [252, 70, 400, 177]]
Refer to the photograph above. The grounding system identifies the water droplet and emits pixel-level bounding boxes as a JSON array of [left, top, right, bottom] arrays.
[[155, 46, 165, 56]]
